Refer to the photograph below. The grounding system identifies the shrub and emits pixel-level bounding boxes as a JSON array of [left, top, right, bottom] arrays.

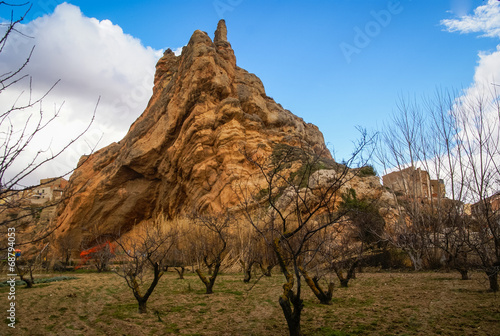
[[358, 165, 377, 177]]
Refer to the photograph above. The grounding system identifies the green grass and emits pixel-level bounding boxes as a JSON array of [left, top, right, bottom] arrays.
[[0, 275, 77, 287], [3, 270, 500, 336]]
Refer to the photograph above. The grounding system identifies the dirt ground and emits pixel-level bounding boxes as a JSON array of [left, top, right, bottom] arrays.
[[1, 270, 499, 335]]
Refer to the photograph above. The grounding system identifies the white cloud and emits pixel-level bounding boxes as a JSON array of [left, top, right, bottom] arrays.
[[439, 0, 500, 199], [441, 0, 500, 38], [173, 47, 184, 56], [440, 0, 500, 98], [449, 0, 474, 17], [464, 46, 500, 99], [0, 3, 167, 186]]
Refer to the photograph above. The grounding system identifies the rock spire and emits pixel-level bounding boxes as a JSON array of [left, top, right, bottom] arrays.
[[214, 19, 228, 44], [55, 21, 332, 242]]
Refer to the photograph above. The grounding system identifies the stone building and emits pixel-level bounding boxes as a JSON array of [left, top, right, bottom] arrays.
[[382, 166, 445, 199], [30, 177, 68, 205]]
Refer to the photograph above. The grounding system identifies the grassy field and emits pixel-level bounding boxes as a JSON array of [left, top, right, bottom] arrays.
[[2, 270, 499, 335]]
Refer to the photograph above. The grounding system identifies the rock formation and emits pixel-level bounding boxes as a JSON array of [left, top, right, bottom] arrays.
[[55, 20, 334, 240]]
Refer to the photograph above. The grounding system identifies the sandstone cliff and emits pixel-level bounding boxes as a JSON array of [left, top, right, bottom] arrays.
[[56, 20, 333, 239]]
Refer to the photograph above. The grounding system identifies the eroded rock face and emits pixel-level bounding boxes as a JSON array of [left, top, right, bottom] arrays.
[[56, 20, 332, 239]]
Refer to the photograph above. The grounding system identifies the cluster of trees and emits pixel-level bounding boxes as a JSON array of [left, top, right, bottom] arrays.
[[376, 89, 500, 292], [16, 136, 376, 336], [67, 136, 377, 336], [104, 87, 499, 336]]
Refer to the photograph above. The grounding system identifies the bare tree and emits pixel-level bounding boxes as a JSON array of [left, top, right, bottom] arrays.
[[455, 89, 500, 292], [239, 134, 373, 336], [327, 188, 385, 287], [192, 210, 231, 294], [376, 98, 433, 271], [235, 221, 259, 283], [0, 2, 97, 248], [255, 238, 278, 277], [298, 229, 335, 305], [165, 218, 190, 279], [55, 231, 79, 269], [426, 88, 499, 290], [378, 88, 500, 291], [234, 217, 278, 282], [115, 214, 176, 313], [79, 224, 116, 272], [15, 241, 50, 288]]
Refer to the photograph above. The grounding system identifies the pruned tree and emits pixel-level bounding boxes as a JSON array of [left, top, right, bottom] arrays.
[[235, 221, 259, 283], [255, 238, 278, 277], [164, 218, 190, 279], [234, 217, 277, 282], [192, 210, 231, 294], [376, 98, 433, 271], [80, 224, 116, 272], [325, 188, 386, 287], [239, 133, 373, 336], [55, 232, 79, 269], [429, 199, 473, 279], [15, 241, 50, 288], [115, 214, 176, 313], [299, 229, 335, 304], [454, 89, 500, 292], [299, 266, 335, 305]]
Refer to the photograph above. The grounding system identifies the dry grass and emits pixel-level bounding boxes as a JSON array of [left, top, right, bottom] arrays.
[[2, 270, 499, 335]]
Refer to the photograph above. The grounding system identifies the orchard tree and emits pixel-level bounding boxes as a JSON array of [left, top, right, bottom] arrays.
[[165, 218, 191, 279], [240, 134, 373, 336], [192, 210, 231, 294], [235, 221, 260, 283], [80, 224, 116, 272], [115, 214, 176, 313], [15, 241, 50, 288]]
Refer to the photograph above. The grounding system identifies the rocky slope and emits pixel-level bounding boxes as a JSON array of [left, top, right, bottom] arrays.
[[55, 20, 335, 240]]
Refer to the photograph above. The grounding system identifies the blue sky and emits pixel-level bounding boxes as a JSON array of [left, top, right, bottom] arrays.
[[1, 0, 500, 184]]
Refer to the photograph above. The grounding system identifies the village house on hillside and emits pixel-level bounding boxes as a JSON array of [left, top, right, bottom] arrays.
[[2, 177, 69, 207], [30, 178, 68, 205], [382, 167, 445, 199], [0, 178, 68, 226]]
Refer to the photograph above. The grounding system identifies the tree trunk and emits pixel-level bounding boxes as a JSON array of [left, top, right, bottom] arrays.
[[409, 252, 423, 271], [138, 299, 147, 314], [334, 261, 358, 288], [20, 275, 34, 288], [64, 253, 71, 267], [299, 267, 333, 305], [458, 269, 469, 280], [314, 277, 334, 304], [130, 262, 163, 314], [260, 264, 273, 277], [18, 268, 34, 288], [243, 261, 254, 283], [273, 238, 304, 336], [204, 256, 214, 275], [486, 269, 499, 292], [243, 269, 252, 283], [279, 294, 303, 336], [196, 269, 215, 294], [175, 266, 185, 279]]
